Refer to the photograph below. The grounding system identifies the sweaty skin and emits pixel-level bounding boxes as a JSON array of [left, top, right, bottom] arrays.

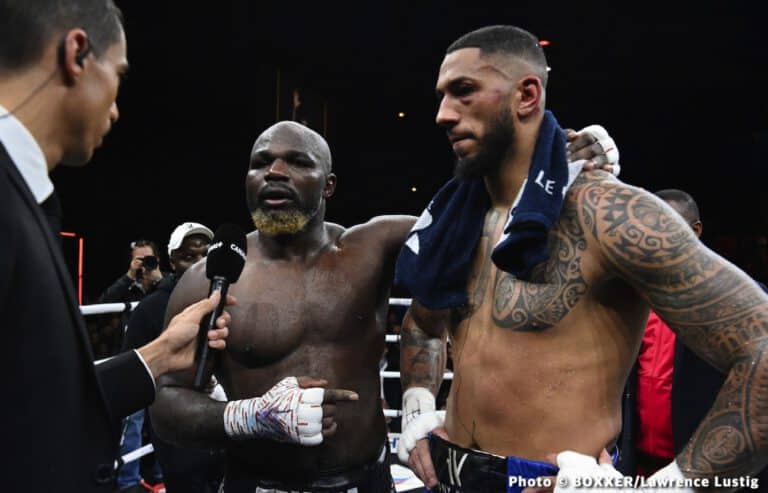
[[152, 118, 620, 483], [404, 171, 768, 480], [150, 122, 415, 480], [404, 37, 768, 489], [406, 172, 646, 460]]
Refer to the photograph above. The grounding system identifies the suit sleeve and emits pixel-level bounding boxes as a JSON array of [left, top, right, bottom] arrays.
[[95, 350, 155, 421]]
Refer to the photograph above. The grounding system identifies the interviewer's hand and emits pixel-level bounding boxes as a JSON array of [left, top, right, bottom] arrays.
[[138, 290, 236, 378]]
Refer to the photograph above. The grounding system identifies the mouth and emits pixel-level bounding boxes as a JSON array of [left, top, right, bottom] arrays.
[[259, 187, 297, 207], [449, 134, 474, 154]]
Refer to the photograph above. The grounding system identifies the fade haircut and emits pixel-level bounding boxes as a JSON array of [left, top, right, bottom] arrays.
[[655, 188, 701, 224], [446, 25, 549, 87], [0, 0, 124, 72]]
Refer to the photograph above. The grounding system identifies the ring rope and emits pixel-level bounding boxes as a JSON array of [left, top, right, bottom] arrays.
[[84, 297, 424, 465]]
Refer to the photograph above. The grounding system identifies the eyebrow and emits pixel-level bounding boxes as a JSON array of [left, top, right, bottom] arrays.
[[435, 76, 475, 98], [253, 149, 314, 162]]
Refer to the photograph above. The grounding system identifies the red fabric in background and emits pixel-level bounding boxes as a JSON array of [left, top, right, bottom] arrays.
[[636, 311, 676, 461]]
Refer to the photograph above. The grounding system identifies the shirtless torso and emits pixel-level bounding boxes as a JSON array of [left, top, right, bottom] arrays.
[[153, 216, 415, 480], [437, 173, 646, 460], [405, 169, 768, 486]]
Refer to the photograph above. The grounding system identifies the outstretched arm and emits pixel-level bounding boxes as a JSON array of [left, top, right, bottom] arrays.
[[583, 177, 768, 483]]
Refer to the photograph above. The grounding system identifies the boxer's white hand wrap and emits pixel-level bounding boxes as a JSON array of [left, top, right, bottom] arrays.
[[553, 450, 694, 493], [579, 124, 621, 176], [223, 376, 324, 446], [397, 387, 443, 462]]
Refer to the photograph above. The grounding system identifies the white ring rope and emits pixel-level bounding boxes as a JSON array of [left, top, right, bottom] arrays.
[[84, 297, 432, 465], [80, 301, 139, 316]]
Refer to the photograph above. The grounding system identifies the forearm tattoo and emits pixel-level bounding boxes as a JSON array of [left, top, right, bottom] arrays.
[[400, 320, 445, 394]]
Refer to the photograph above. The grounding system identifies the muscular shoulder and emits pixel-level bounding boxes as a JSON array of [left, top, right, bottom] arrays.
[[339, 214, 417, 251], [569, 171, 704, 281], [165, 260, 209, 325]]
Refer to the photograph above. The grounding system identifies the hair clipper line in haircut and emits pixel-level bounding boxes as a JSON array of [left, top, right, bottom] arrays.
[[0, 0, 123, 71], [447, 25, 549, 87], [655, 188, 701, 224]]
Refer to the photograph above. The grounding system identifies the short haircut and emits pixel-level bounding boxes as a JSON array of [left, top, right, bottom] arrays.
[[655, 188, 701, 224], [446, 25, 548, 86], [129, 239, 159, 260], [0, 0, 124, 72]]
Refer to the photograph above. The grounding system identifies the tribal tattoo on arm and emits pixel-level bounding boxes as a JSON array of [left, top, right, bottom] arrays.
[[581, 177, 768, 482], [400, 302, 449, 394]]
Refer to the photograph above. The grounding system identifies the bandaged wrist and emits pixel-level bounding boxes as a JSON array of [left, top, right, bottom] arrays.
[[579, 124, 620, 175], [646, 461, 695, 492], [222, 376, 324, 445], [401, 387, 436, 429]]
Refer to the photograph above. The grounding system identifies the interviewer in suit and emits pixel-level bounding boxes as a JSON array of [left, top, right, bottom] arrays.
[[0, 1, 233, 491]]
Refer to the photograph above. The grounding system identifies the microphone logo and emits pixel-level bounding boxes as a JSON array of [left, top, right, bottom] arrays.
[[230, 243, 247, 262]]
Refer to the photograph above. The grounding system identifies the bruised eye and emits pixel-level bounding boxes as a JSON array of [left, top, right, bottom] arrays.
[[455, 83, 475, 97]]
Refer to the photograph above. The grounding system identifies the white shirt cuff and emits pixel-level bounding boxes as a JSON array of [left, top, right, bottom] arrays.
[[133, 349, 156, 390]]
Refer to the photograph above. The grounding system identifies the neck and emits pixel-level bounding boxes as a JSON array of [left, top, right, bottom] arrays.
[[0, 64, 65, 171], [484, 116, 541, 208], [256, 211, 330, 261]]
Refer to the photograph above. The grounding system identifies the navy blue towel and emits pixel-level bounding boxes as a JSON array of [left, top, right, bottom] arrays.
[[395, 110, 581, 310]]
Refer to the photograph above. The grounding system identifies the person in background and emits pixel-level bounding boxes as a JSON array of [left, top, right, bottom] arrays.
[[122, 222, 224, 493]]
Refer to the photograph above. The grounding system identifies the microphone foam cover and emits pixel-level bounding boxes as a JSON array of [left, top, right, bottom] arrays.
[[206, 224, 247, 283]]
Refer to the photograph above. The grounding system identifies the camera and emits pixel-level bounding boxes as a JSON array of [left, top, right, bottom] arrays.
[[141, 255, 159, 271]]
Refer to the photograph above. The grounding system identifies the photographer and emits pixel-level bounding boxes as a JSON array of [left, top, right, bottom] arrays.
[[100, 240, 167, 491], [102, 240, 165, 305]]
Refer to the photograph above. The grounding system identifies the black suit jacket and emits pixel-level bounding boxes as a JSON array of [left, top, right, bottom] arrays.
[[0, 143, 155, 492]]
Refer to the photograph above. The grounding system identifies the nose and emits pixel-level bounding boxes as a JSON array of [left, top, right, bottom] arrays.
[[109, 101, 119, 124], [435, 96, 459, 129], [265, 159, 290, 180]]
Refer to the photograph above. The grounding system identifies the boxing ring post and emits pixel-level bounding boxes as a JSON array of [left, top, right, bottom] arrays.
[[61, 231, 85, 305]]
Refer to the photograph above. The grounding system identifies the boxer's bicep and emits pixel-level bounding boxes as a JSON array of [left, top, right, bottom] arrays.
[[585, 181, 768, 368], [586, 181, 768, 478]]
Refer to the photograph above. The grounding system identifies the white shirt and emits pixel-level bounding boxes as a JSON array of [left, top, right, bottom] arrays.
[[0, 104, 53, 204], [0, 105, 155, 387]]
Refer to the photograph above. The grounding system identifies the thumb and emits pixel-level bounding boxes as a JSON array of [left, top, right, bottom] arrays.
[[183, 290, 220, 318]]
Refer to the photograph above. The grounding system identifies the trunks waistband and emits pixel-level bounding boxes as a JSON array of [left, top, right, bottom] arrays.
[[429, 433, 619, 493], [225, 444, 388, 492]]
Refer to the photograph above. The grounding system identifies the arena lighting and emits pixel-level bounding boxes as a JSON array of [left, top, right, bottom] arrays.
[[539, 39, 551, 46], [60, 231, 85, 305]]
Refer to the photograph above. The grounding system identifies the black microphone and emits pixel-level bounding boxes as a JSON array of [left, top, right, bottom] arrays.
[[193, 224, 247, 389]]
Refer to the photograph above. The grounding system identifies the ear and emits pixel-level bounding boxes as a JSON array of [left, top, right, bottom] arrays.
[[516, 75, 544, 118], [691, 220, 703, 238], [59, 29, 91, 84], [323, 173, 337, 199]]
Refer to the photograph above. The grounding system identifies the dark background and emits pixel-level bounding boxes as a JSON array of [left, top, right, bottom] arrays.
[[51, 0, 768, 301]]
